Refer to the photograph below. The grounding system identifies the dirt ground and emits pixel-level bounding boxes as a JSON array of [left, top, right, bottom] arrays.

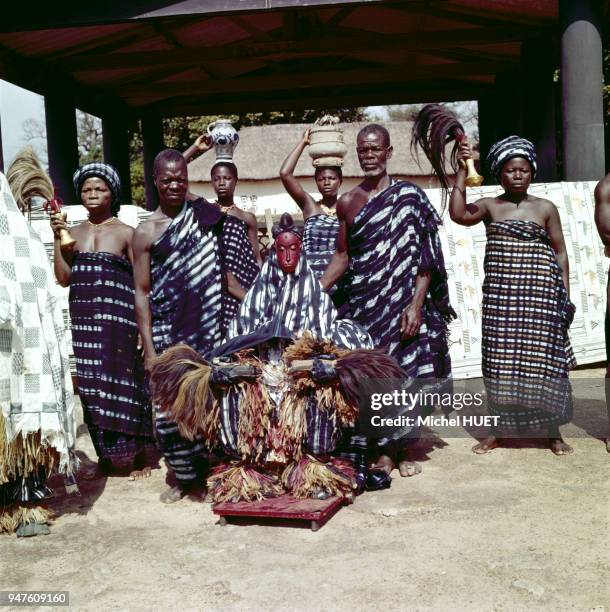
[[3, 368, 610, 612]]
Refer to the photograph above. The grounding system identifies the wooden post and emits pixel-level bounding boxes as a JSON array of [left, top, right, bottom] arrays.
[[560, 0, 606, 180], [142, 116, 164, 211], [44, 91, 79, 202], [103, 114, 132, 203]]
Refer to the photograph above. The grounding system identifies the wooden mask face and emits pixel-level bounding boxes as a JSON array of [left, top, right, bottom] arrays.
[[276, 231, 301, 274]]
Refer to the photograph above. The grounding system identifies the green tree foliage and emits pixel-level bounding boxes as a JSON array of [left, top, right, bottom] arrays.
[[76, 110, 103, 165]]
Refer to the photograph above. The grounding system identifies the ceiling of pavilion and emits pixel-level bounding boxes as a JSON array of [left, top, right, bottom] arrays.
[[0, 0, 561, 118]]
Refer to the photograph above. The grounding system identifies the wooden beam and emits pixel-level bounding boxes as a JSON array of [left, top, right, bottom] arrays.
[[138, 80, 492, 117], [391, 2, 555, 29], [58, 27, 530, 71], [325, 6, 357, 28], [121, 60, 508, 98], [228, 15, 274, 41], [0, 44, 128, 119], [41, 25, 144, 61], [0, 0, 401, 32], [425, 47, 521, 66], [45, 89, 79, 202]]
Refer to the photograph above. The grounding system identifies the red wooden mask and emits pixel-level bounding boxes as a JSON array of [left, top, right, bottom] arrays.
[[276, 231, 301, 274]]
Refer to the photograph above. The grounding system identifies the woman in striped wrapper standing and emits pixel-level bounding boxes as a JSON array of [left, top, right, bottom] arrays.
[[51, 163, 155, 479], [280, 129, 349, 314], [450, 135, 575, 455]]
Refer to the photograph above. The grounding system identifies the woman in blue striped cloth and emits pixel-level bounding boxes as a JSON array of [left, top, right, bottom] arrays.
[[450, 135, 575, 455], [50, 162, 155, 479]]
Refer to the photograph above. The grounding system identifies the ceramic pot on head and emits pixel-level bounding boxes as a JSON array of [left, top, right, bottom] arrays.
[[207, 119, 239, 160], [308, 124, 347, 167]]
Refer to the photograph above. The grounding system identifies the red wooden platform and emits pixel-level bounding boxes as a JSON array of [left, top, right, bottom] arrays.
[[213, 494, 345, 531]]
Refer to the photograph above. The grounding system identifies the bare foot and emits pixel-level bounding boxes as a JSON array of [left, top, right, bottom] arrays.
[[159, 484, 205, 504], [369, 454, 395, 476], [16, 522, 50, 537], [472, 436, 500, 454], [64, 474, 80, 496], [159, 485, 186, 504], [128, 466, 152, 481], [398, 460, 422, 477], [550, 437, 573, 455]]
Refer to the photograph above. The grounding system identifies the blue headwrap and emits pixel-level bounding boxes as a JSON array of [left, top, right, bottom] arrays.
[[486, 135, 537, 182], [73, 162, 122, 215]]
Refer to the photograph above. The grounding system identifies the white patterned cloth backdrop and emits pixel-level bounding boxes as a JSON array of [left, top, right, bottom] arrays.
[[431, 181, 605, 378], [31, 184, 605, 381], [0, 174, 75, 474]]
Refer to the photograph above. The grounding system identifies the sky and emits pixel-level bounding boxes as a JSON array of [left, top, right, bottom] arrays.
[[0, 79, 47, 166]]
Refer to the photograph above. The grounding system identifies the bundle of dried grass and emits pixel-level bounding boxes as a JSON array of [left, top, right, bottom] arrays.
[[0, 413, 59, 484], [284, 333, 353, 425], [281, 455, 357, 499], [335, 349, 405, 408], [230, 351, 271, 462], [6, 146, 54, 218], [207, 462, 282, 503], [0, 503, 52, 534], [236, 380, 272, 462], [267, 389, 308, 464], [285, 336, 404, 427], [149, 344, 217, 443]]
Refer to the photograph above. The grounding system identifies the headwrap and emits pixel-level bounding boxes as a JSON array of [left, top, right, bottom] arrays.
[[486, 135, 537, 182], [73, 162, 122, 214]]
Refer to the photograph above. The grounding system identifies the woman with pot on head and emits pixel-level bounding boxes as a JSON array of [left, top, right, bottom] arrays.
[[183, 135, 261, 266], [50, 163, 155, 478], [280, 127, 348, 311], [183, 134, 262, 334]]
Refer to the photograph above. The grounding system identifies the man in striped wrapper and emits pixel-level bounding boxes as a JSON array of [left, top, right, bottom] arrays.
[[133, 149, 255, 503], [321, 124, 456, 478]]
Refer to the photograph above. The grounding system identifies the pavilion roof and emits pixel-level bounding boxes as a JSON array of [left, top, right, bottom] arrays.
[[0, 1, 560, 119]]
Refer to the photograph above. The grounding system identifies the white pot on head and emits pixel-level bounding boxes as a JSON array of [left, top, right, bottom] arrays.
[[207, 119, 239, 160], [308, 125, 347, 167]]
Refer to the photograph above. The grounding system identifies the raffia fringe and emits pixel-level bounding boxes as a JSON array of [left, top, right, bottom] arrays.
[[149, 345, 218, 445], [0, 413, 59, 485], [207, 462, 282, 503], [0, 503, 52, 534], [281, 455, 356, 499]]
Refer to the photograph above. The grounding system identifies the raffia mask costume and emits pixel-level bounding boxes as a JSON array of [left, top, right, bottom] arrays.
[[150, 214, 404, 503]]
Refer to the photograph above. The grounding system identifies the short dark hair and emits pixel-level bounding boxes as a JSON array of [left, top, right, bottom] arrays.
[[314, 166, 343, 181], [357, 123, 391, 147], [153, 149, 186, 178], [211, 161, 238, 180]]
